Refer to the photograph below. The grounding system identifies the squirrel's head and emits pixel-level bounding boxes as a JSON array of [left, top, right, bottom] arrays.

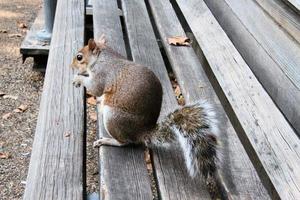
[[71, 35, 106, 75]]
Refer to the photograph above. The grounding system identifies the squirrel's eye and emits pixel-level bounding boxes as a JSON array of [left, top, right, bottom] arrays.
[[76, 54, 83, 61]]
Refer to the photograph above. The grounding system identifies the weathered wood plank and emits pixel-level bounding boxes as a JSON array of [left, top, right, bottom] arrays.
[[204, 0, 300, 136], [222, 0, 300, 89], [176, 0, 300, 199], [122, 0, 211, 199], [255, 0, 300, 43], [93, 1, 153, 199], [147, 0, 270, 199], [282, 0, 300, 14], [20, 9, 49, 55], [23, 0, 85, 199]]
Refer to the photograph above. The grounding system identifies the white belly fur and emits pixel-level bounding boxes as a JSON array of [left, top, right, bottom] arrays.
[[97, 95, 104, 112], [102, 105, 114, 138]]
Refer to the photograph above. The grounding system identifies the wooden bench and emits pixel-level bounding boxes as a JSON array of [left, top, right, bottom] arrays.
[[23, 0, 85, 199], [176, 0, 300, 198], [23, 0, 300, 199], [205, 0, 300, 136]]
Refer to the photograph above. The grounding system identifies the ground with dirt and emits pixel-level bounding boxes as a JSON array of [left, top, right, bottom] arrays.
[[0, 0, 98, 199]]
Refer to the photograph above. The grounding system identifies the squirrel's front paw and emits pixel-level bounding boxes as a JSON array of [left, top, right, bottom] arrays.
[[72, 75, 82, 88]]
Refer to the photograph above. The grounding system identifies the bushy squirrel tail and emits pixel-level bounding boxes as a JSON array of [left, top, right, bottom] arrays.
[[147, 101, 219, 178]]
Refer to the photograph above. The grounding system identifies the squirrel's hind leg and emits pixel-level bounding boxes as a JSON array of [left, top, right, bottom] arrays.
[[93, 137, 128, 148]]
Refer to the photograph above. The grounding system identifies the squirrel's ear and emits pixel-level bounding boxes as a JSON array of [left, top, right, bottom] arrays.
[[88, 38, 97, 51]]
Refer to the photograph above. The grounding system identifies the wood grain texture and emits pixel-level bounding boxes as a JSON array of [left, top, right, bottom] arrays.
[[148, 0, 270, 199], [222, 0, 300, 89], [204, 0, 300, 136], [20, 9, 49, 55], [122, 0, 211, 199], [176, 0, 300, 199], [282, 0, 300, 14], [23, 0, 85, 199], [255, 0, 300, 43], [93, 1, 153, 200]]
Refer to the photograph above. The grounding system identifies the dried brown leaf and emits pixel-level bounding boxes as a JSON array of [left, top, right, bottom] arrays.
[[87, 97, 97, 105], [168, 36, 191, 46], [0, 30, 8, 33], [18, 104, 28, 111], [13, 104, 28, 113], [2, 113, 12, 120], [0, 152, 10, 159]]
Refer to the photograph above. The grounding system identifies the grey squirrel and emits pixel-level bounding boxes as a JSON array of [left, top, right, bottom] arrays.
[[71, 36, 220, 193]]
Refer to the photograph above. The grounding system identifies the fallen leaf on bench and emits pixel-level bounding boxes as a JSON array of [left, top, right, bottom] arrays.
[[168, 36, 191, 46], [87, 97, 97, 105], [0, 152, 10, 159], [2, 112, 12, 120], [14, 104, 28, 113], [64, 131, 71, 137], [3, 94, 18, 100], [89, 112, 97, 121]]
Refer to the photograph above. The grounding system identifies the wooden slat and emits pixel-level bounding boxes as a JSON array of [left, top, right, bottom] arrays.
[[282, 0, 300, 14], [20, 9, 49, 55], [255, 0, 300, 43], [92, 1, 153, 199], [147, 0, 270, 199], [204, 0, 300, 136], [23, 0, 85, 199], [221, 0, 300, 89], [176, 0, 300, 199], [121, 0, 211, 199]]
